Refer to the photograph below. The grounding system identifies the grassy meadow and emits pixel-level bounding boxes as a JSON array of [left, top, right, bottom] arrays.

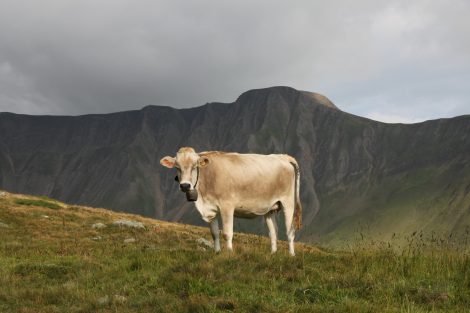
[[1, 191, 470, 312]]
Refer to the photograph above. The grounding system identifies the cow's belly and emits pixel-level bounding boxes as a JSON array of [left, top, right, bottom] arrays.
[[233, 201, 280, 219], [194, 197, 282, 222], [233, 210, 266, 219]]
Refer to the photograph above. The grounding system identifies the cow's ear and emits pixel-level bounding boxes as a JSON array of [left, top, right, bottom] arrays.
[[160, 156, 176, 168], [198, 156, 210, 168]]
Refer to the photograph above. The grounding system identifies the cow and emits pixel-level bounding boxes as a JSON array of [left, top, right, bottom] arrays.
[[160, 147, 302, 255]]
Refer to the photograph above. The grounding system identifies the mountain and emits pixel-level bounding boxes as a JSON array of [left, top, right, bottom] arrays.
[[1, 86, 469, 244]]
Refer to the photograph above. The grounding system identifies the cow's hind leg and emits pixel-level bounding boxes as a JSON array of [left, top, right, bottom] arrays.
[[264, 212, 278, 253], [220, 208, 234, 251], [282, 200, 296, 256], [210, 218, 221, 252]]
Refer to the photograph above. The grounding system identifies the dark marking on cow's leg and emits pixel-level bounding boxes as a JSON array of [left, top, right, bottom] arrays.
[[210, 218, 221, 252]]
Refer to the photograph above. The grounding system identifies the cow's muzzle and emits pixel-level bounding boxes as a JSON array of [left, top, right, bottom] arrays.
[[185, 189, 198, 202], [180, 183, 191, 192]]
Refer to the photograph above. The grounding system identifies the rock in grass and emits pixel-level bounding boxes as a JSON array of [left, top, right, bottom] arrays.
[[196, 238, 214, 249], [91, 222, 107, 229], [97, 295, 109, 305], [112, 219, 145, 229], [114, 295, 127, 303], [124, 237, 136, 243], [92, 236, 102, 241], [0, 191, 6, 197], [437, 293, 449, 301], [0, 221, 9, 228], [97, 294, 127, 305]]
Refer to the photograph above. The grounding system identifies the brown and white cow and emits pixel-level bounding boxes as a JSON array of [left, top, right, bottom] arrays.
[[160, 147, 302, 255]]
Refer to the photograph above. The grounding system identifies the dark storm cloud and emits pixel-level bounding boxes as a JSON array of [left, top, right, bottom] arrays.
[[0, 0, 469, 122]]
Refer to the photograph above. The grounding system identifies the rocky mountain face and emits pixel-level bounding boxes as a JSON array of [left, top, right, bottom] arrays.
[[1, 86, 469, 244]]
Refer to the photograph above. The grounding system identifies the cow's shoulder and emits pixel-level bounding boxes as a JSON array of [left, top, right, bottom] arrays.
[[199, 151, 243, 161]]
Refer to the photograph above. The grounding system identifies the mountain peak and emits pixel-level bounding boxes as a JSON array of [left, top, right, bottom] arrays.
[[236, 86, 339, 110], [299, 90, 338, 110]]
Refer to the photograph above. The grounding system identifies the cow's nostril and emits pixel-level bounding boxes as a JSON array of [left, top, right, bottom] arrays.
[[180, 183, 190, 191]]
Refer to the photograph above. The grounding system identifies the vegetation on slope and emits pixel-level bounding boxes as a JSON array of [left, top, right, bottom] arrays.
[[310, 161, 470, 247], [1, 191, 470, 312]]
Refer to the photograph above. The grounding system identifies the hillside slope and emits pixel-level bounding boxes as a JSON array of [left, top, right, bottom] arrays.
[[1, 191, 469, 312], [0, 86, 469, 244]]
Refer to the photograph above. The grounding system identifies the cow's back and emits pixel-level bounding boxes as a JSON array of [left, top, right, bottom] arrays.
[[198, 152, 295, 210]]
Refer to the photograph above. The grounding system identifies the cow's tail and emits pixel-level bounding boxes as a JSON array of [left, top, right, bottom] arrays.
[[288, 157, 302, 231]]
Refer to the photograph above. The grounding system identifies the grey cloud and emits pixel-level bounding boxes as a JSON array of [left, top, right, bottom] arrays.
[[0, 0, 469, 122]]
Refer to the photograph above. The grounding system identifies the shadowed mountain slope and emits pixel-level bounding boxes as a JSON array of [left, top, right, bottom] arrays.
[[1, 86, 469, 244]]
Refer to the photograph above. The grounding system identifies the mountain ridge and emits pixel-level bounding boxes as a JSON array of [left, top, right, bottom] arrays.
[[0, 86, 469, 244]]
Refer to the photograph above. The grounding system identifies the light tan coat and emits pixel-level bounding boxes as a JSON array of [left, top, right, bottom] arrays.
[[160, 147, 302, 255]]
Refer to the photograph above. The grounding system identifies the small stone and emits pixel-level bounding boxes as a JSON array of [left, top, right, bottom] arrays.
[[97, 295, 109, 305], [112, 219, 145, 229], [91, 222, 107, 229], [62, 280, 76, 290], [437, 293, 449, 301], [42, 215, 50, 219], [0, 221, 9, 228], [92, 236, 102, 241], [4, 241, 21, 249], [0, 191, 6, 197], [114, 295, 127, 303], [124, 237, 136, 243], [196, 238, 214, 249]]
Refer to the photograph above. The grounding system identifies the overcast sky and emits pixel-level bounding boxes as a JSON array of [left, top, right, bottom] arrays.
[[0, 0, 469, 123]]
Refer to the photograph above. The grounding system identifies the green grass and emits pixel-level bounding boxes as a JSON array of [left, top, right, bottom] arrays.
[[1, 192, 470, 312], [14, 198, 62, 210]]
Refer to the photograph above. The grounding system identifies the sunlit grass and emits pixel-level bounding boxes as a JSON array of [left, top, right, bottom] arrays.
[[1, 191, 469, 312]]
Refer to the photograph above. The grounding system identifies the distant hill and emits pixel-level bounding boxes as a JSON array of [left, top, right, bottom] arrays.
[[1, 86, 469, 244]]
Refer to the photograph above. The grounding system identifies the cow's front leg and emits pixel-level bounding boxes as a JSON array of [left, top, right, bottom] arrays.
[[209, 218, 221, 253], [221, 209, 234, 251], [264, 212, 278, 253]]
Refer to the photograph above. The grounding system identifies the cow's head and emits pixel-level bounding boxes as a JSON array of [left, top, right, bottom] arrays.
[[160, 147, 210, 201]]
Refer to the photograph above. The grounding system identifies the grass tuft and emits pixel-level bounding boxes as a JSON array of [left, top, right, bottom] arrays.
[[15, 198, 61, 210]]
